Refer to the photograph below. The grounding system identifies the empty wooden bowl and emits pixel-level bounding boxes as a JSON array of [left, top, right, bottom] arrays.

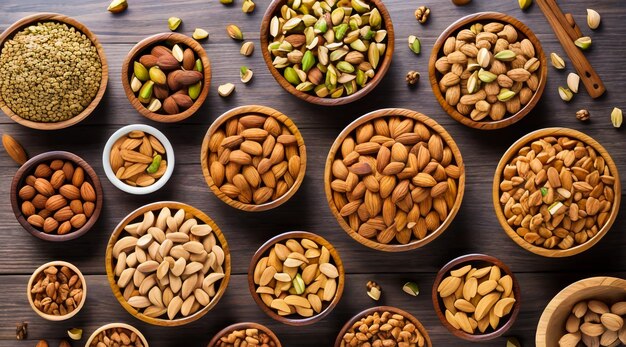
[[536, 276, 626, 347], [121, 33, 211, 123], [432, 254, 521, 341], [85, 322, 149, 347], [207, 322, 282, 347], [493, 128, 621, 257], [0, 13, 108, 130], [429, 12, 547, 130]]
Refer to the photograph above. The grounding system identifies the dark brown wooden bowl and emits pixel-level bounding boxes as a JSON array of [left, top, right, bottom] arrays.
[[247, 231, 344, 326], [428, 12, 547, 130], [121, 33, 211, 123], [260, 0, 394, 106], [207, 322, 282, 347], [431, 254, 521, 341], [333, 306, 432, 347], [10, 151, 104, 242], [0, 13, 108, 130]]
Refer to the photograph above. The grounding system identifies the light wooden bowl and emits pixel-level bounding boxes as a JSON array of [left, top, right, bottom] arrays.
[[334, 306, 432, 347], [493, 128, 621, 257], [105, 201, 231, 326], [324, 108, 465, 252], [27, 260, 87, 321], [10, 151, 104, 242], [121, 33, 211, 123], [428, 12, 547, 130], [247, 231, 344, 326], [536, 276, 626, 347], [431, 254, 521, 341], [0, 13, 108, 130], [200, 105, 307, 212], [260, 0, 394, 106], [207, 322, 282, 347], [85, 322, 149, 347]]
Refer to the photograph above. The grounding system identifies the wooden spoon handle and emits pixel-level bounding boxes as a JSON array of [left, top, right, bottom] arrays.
[[564, 13, 583, 40]]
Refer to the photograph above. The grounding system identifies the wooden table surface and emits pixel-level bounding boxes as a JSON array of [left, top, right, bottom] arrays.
[[1, 0, 625, 346]]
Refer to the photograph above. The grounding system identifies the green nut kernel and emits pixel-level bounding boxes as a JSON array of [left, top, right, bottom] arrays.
[[147, 155, 162, 174]]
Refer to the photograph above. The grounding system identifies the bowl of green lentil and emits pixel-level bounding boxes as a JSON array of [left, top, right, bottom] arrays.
[[0, 13, 108, 130]]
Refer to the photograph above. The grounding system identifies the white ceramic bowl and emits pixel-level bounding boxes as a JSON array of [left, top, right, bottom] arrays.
[[85, 322, 149, 347], [102, 124, 175, 195]]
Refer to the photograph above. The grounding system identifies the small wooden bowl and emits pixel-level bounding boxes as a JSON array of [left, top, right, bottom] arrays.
[[85, 322, 149, 347], [536, 276, 626, 347], [200, 105, 307, 211], [247, 231, 344, 326], [27, 260, 87, 321], [10, 151, 104, 242], [428, 12, 547, 130], [334, 306, 432, 347], [493, 128, 621, 257], [207, 322, 282, 347], [260, 0, 394, 106], [324, 108, 465, 252], [431, 254, 521, 341], [121, 33, 211, 123], [105, 201, 231, 326]]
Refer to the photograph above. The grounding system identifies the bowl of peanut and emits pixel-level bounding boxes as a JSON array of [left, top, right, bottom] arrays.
[[85, 323, 149, 347], [207, 322, 282, 347]]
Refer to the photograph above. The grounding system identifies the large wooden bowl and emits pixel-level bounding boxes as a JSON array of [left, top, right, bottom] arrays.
[[493, 128, 621, 257], [324, 108, 465, 252], [206, 322, 282, 347], [121, 33, 211, 123], [428, 12, 547, 130], [105, 201, 231, 326], [85, 322, 149, 347], [431, 254, 521, 341], [260, 0, 394, 106], [247, 231, 344, 326], [536, 276, 626, 347], [0, 13, 108, 130]]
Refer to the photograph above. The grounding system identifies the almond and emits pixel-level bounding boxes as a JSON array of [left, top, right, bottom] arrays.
[[45, 195, 67, 211], [18, 185, 36, 200], [157, 53, 180, 70], [53, 206, 74, 222], [83, 202, 95, 218], [59, 185, 81, 200], [34, 178, 55, 197], [173, 70, 203, 86], [171, 93, 194, 109], [57, 221, 72, 235], [2, 134, 28, 165], [72, 167, 84, 187], [80, 182, 96, 202], [139, 54, 158, 68], [43, 217, 59, 233], [34, 163, 52, 178], [21, 201, 36, 216], [182, 48, 195, 70], [27, 214, 45, 228], [70, 214, 87, 229]]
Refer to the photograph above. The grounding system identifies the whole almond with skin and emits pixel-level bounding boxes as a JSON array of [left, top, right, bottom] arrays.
[[139, 54, 158, 68], [157, 53, 180, 70], [171, 93, 194, 109], [80, 182, 96, 202], [54, 206, 74, 222], [2, 134, 28, 165], [173, 70, 203, 86], [182, 48, 195, 70], [59, 184, 81, 200], [45, 195, 67, 211], [34, 178, 55, 197], [162, 96, 180, 115]]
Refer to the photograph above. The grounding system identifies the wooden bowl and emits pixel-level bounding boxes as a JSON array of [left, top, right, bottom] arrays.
[[85, 322, 149, 347], [260, 0, 394, 106], [334, 306, 432, 347], [105, 201, 231, 326], [536, 276, 626, 347], [247, 231, 344, 326], [10, 151, 104, 242], [324, 108, 466, 252], [428, 12, 547, 130], [431, 254, 521, 341], [207, 322, 282, 347], [493, 128, 621, 257], [27, 260, 87, 321], [200, 105, 307, 211], [121, 33, 211, 123], [0, 13, 108, 130]]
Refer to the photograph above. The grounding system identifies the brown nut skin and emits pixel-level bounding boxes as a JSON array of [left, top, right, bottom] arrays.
[[451, 0, 472, 5]]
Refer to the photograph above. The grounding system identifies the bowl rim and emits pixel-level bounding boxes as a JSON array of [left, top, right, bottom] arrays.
[[428, 11, 548, 130], [10, 150, 104, 241], [102, 124, 175, 195], [0, 12, 108, 130], [431, 253, 522, 341], [259, 0, 395, 106], [492, 127, 622, 257], [247, 231, 345, 326], [333, 305, 432, 347], [84, 322, 149, 347], [200, 105, 307, 211], [27, 260, 87, 321], [121, 32, 211, 123], [105, 201, 231, 326], [206, 322, 282, 347], [324, 107, 466, 252]]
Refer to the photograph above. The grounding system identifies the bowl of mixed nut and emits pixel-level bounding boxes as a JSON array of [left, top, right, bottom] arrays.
[[429, 12, 547, 130], [207, 322, 282, 347], [85, 323, 149, 347], [260, 0, 394, 105], [493, 128, 621, 257]]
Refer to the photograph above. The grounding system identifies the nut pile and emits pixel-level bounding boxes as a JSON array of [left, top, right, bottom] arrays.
[[252, 237, 340, 318], [215, 327, 278, 347], [498, 136, 616, 250], [437, 263, 516, 334], [558, 299, 626, 347], [19, 159, 97, 235], [329, 115, 462, 245], [111, 207, 226, 320], [30, 265, 84, 316], [339, 310, 426, 346], [435, 21, 540, 121], [110, 130, 168, 187], [267, 0, 388, 98], [88, 326, 145, 347], [207, 113, 303, 205], [0, 22, 102, 122]]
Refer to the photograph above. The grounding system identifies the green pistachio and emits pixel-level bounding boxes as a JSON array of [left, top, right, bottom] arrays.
[[574, 36, 592, 50], [284, 67, 301, 85], [168, 17, 182, 31], [147, 155, 162, 174], [194, 58, 203, 72], [302, 50, 316, 72], [478, 68, 497, 83], [337, 61, 355, 73], [497, 88, 516, 102], [408, 35, 421, 54], [369, 8, 382, 29], [314, 17, 328, 33], [356, 69, 366, 86], [335, 23, 349, 41], [134, 61, 149, 82], [494, 50, 516, 62], [138, 80, 154, 104], [296, 81, 315, 91], [188, 81, 202, 100]]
